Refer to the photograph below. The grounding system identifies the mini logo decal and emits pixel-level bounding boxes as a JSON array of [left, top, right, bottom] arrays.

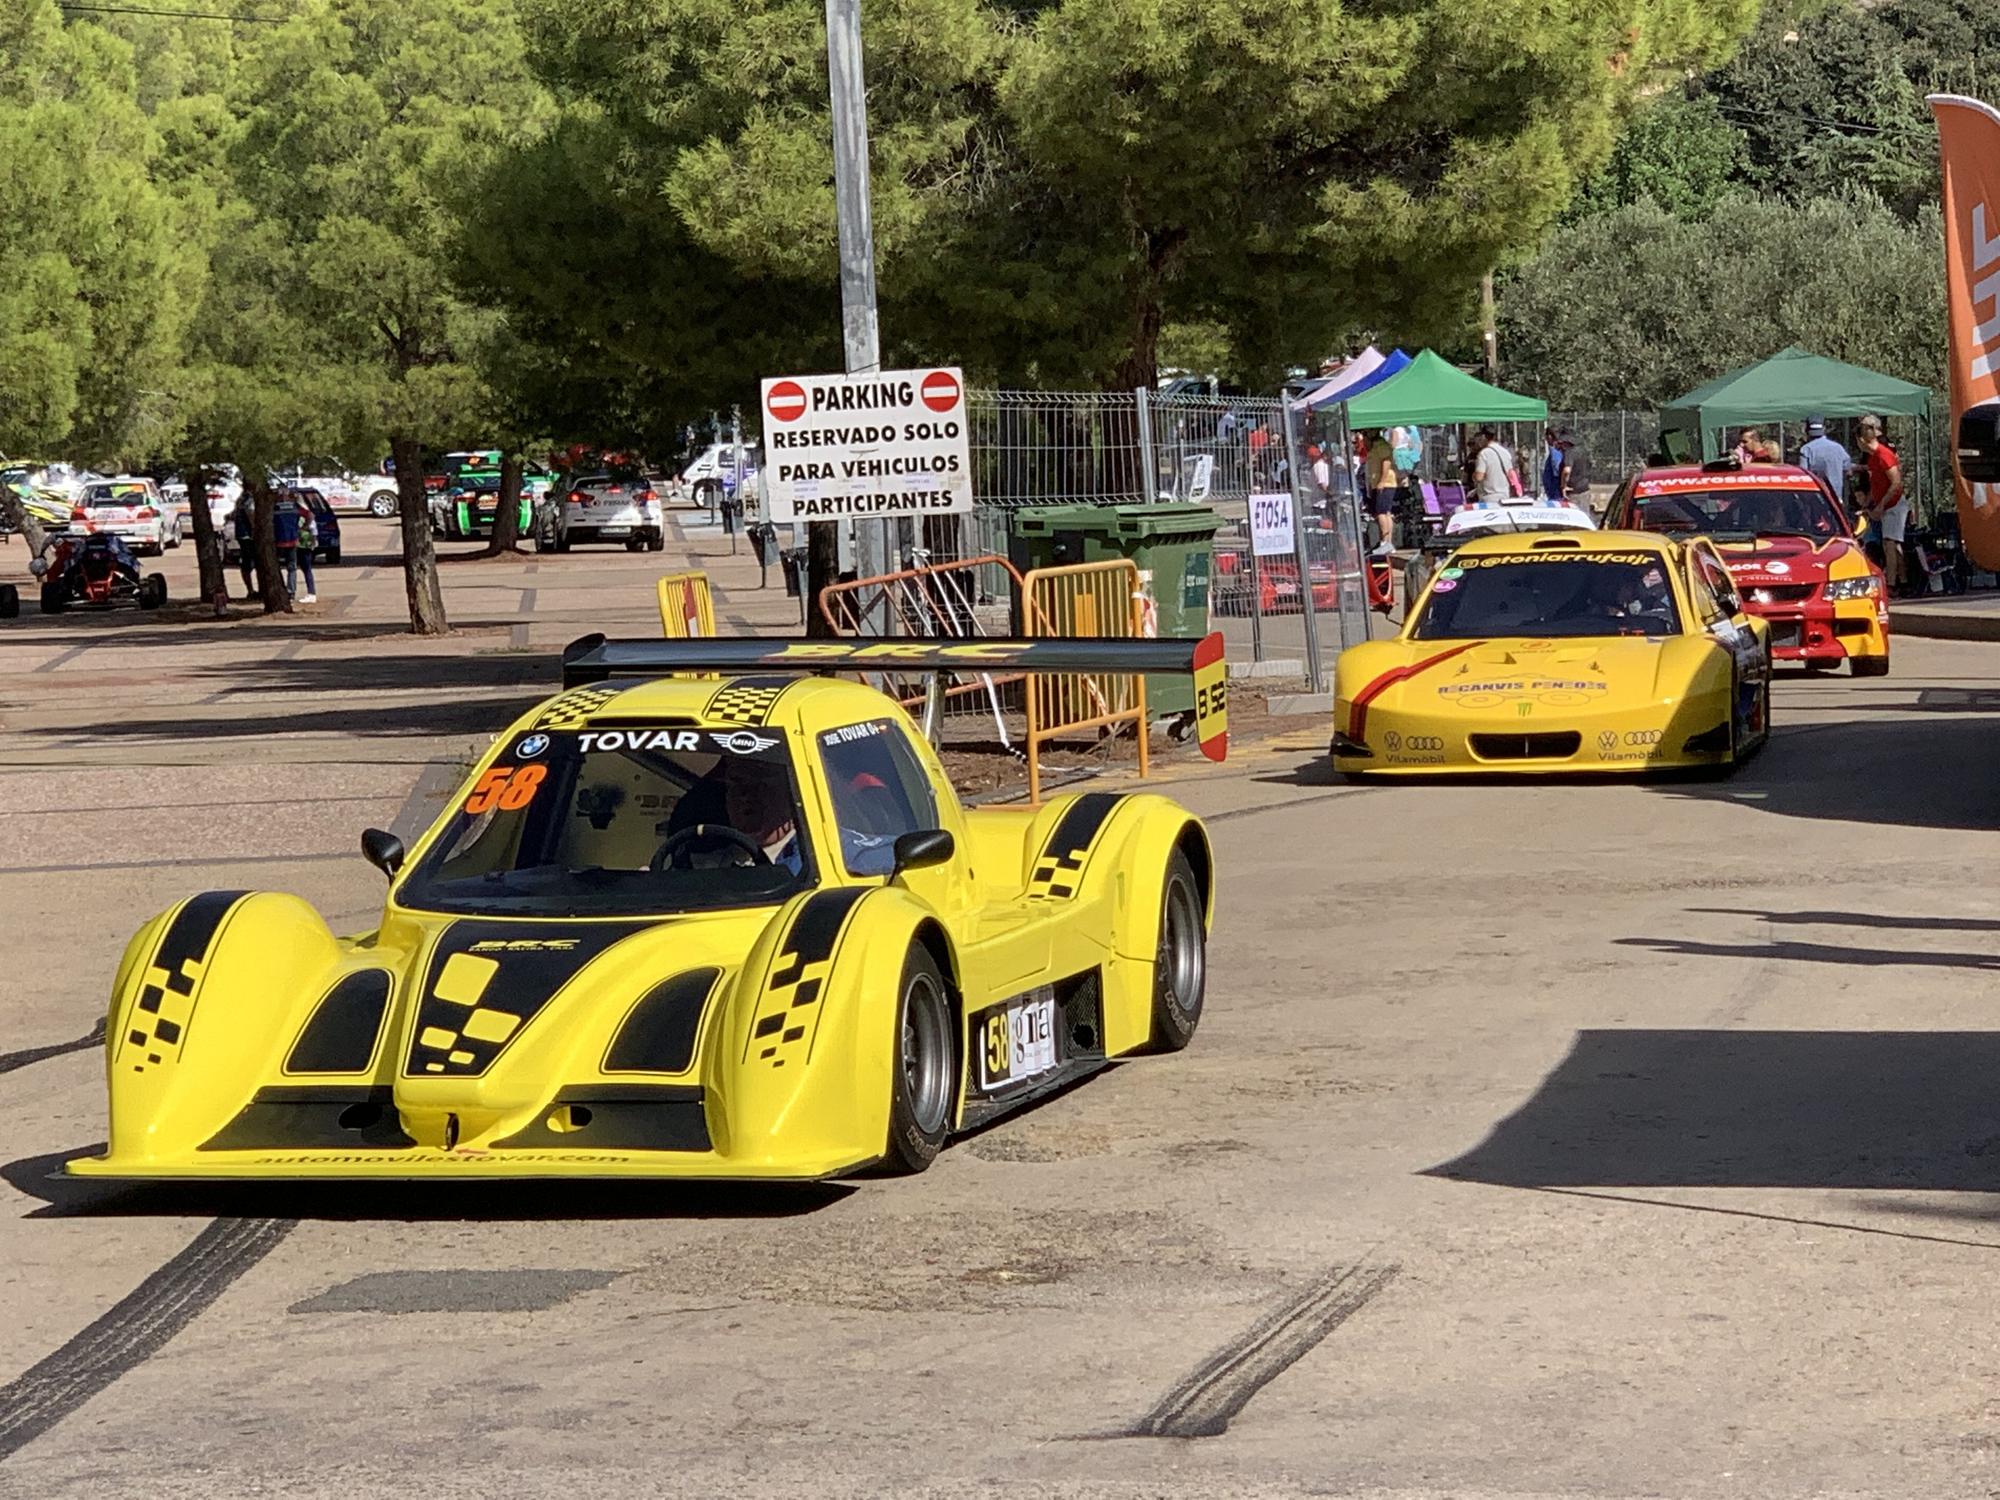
[[711, 730, 779, 754], [516, 733, 549, 758]]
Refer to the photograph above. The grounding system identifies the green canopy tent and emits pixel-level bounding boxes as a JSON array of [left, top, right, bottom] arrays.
[[1340, 349, 1550, 427], [1658, 346, 1932, 463]]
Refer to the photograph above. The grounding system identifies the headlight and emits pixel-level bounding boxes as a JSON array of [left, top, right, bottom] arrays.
[[1824, 576, 1881, 601]]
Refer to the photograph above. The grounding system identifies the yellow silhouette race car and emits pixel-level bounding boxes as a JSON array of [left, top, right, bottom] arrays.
[[72, 634, 1229, 1182], [1332, 530, 1771, 777]]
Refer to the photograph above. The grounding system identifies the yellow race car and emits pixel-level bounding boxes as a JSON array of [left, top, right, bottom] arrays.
[[72, 634, 1228, 1182], [1332, 529, 1771, 777]]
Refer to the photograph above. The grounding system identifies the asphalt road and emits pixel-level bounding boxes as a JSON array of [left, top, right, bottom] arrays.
[[4, 539, 2000, 1497]]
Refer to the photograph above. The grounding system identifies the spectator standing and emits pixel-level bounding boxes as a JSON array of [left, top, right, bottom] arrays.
[[1539, 427, 1565, 501], [231, 491, 257, 599], [1856, 418, 1906, 593], [1306, 444, 1331, 509], [272, 488, 316, 604], [1559, 429, 1591, 506], [1471, 429, 1512, 503], [1797, 418, 1849, 506], [1365, 429, 1399, 554]]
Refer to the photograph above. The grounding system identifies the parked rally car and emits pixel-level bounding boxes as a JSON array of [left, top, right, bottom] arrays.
[[33, 530, 168, 613], [273, 461, 401, 518], [431, 484, 536, 542], [535, 472, 666, 552], [72, 477, 181, 555], [1332, 528, 1770, 778], [70, 634, 1229, 1182], [1601, 459, 1889, 676]]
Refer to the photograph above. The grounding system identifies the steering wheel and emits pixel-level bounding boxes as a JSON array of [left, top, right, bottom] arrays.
[[649, 822, 770, 872]]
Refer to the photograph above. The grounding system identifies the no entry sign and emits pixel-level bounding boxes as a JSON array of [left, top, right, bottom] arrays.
[[760, 366, 974, 523]]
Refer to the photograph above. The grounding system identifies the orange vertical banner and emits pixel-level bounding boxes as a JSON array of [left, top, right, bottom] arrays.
[[1930, 94, 2000, 570]]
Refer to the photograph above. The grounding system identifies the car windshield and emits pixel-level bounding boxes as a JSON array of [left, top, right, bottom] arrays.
[[1630, 484, 1846, 540], [1413, 551, 1682, 639], [84, 484, 148, 506], [398, 726, 815, 917]]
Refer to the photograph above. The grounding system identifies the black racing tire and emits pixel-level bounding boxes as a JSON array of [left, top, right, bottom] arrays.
[[324, 545, 341, 565], [883, 943, 955, 1175], [647, 530, 666, 552], [139, 574, 167, 610], [0, 583, 17, 619], [1143, 848, 1206, 1053], [39, 583, 65, 615], [625, 537, 645, 553], [1852, 654, 1891, 677]]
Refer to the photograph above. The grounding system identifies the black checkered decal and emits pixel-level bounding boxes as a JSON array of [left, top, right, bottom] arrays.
[[745, 887, 869, 1068], [531, 684, 625, 731], [703, 675, 794, 727], [1026, 793, 1125, 900], [118, 891, 250, 1073]]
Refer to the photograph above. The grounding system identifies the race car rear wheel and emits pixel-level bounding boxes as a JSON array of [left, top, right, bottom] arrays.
[[139, 574, 167, 609], [1146, 849, 1206, 1053], [885, 944, 955, 1174], [1852, 654, 1890, 677]]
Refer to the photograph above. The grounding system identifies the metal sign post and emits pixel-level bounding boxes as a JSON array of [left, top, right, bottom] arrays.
[[825, 0, 888, 624], [1278, 392, 1325, 689]]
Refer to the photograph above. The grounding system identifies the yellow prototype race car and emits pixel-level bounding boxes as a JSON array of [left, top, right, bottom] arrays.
[[1332, 529, 1771, 777], [72, 634, 1229, 1182]]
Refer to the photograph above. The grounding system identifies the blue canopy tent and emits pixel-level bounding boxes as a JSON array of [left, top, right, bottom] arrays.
[[1301, 348, 1412, 410]]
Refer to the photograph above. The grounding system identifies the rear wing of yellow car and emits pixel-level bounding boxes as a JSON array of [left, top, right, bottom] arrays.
[[561, 632, 1230, 762]]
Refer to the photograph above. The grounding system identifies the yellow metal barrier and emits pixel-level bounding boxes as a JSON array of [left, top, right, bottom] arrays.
[[1020, 558, 1148, 804], [656, 571, 716, 639]]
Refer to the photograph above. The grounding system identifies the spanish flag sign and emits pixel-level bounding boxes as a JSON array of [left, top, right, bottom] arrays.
[[1930, 94, 2000, 570]]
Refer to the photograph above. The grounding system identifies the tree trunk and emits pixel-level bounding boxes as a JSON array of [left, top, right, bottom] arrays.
[[483, 452, 524, 556], [392, 434, 449, 635], [805, 522, 840, 638], [184, 461, 226, 608], [247, 473, 290, 614]]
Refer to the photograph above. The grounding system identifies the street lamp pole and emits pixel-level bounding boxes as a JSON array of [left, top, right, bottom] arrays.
[[824, 0, 889, 616]]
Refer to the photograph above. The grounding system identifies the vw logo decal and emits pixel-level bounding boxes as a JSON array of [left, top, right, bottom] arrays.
[[515, 733, 550, 758], [1384, 731, 1402, 751], [1597, 730, 1618, 753]]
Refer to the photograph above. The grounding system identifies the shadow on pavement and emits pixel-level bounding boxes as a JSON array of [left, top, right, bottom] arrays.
[[194, 651, 557, 695], [45, 693, 546, 744], [1687, 908, 2000, 934], [1615, 933, 2000, 971], [1647, 716, 2000, 832], [2, 1144, 853, 1220], [1428, 1029, 2000, 1191]]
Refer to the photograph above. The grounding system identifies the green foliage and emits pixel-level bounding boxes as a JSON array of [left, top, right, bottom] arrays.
[[0, 3, 193, 461], [1498, 193, 1945, 411], [1571, 94, 1746, 220], [487, 0, 1763, 415]]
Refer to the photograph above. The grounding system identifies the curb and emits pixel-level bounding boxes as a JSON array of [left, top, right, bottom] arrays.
[[1893, 607, 2000, 643]]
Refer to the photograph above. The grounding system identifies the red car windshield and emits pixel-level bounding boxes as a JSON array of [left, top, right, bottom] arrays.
[[1629, 484, 1846, 541]]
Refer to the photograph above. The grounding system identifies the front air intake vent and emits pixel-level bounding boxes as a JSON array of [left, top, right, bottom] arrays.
[[1469, 732, 1582, 761], [603, 968, 720, 1075]]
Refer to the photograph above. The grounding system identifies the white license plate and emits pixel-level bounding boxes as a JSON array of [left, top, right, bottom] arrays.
[[978, 989, 1058, 1092], [598, 525, 630, 535]]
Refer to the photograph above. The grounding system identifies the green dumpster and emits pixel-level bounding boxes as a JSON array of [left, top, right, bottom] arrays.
[[1007, 503, 1219, 716]]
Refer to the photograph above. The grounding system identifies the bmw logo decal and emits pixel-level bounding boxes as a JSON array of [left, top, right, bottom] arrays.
[[516, 733, 550, 758]]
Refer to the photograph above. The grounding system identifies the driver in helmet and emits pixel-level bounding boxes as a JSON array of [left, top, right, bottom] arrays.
[[723, 760, 801, 872]]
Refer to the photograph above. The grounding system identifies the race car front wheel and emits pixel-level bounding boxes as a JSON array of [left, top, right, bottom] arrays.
[[1146, 849, 1206, 1052], [885, 944, 955, 1174]]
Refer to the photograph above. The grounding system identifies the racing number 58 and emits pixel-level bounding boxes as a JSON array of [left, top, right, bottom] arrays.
[[464, 764, 546, 815]]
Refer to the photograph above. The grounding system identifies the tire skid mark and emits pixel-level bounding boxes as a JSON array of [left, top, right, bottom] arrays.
[[0, 1019, 105, 1078], [1127, 1261, 1399, 1439], [0, 1216, 295, 1462]]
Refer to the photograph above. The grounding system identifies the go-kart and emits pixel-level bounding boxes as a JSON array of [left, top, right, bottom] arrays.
[[32, 530, 168, 614]]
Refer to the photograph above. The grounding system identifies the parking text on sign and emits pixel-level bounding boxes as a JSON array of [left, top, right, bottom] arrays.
[[760, 367, 975, 524]]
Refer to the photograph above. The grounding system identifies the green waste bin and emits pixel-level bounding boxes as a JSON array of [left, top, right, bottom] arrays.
[[1008, 503, 1219, 716]]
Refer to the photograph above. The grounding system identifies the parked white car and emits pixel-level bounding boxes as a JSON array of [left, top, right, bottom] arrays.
[[74, 477, 181, 554], [679, 443, 758, 502], [534, 473, 664, 552], [272, 460, 400, 517], [162, 466, 242, 534]]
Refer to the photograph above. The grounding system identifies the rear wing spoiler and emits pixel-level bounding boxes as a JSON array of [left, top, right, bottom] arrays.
[[561, 632, 1230, 762]]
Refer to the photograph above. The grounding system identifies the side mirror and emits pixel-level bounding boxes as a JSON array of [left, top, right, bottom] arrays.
[[890, 829, 955, 879], [361, 827, 405, 879]]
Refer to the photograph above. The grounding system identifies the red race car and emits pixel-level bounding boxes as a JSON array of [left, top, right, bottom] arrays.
[[1602, 460, 1889, 675]]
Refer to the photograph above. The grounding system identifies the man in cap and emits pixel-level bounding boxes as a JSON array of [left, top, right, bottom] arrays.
[[1856, 417, 1906, 592], [1798, 418, 1849, 506]]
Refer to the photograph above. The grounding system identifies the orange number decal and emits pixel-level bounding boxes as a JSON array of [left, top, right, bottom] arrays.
[[464, 764, 546, 815]]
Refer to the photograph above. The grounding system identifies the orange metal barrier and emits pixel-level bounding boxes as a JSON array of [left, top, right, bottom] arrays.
[[819, 556, 1028, 744], [656, 570, 716, 639], [1020, 558, 1148, 803]]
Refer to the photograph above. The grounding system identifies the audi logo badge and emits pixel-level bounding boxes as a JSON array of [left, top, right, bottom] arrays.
[[1624, 729, 1663, 746], [1597, 730, 1618, 753], [1402, 736, 1445, 751]]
